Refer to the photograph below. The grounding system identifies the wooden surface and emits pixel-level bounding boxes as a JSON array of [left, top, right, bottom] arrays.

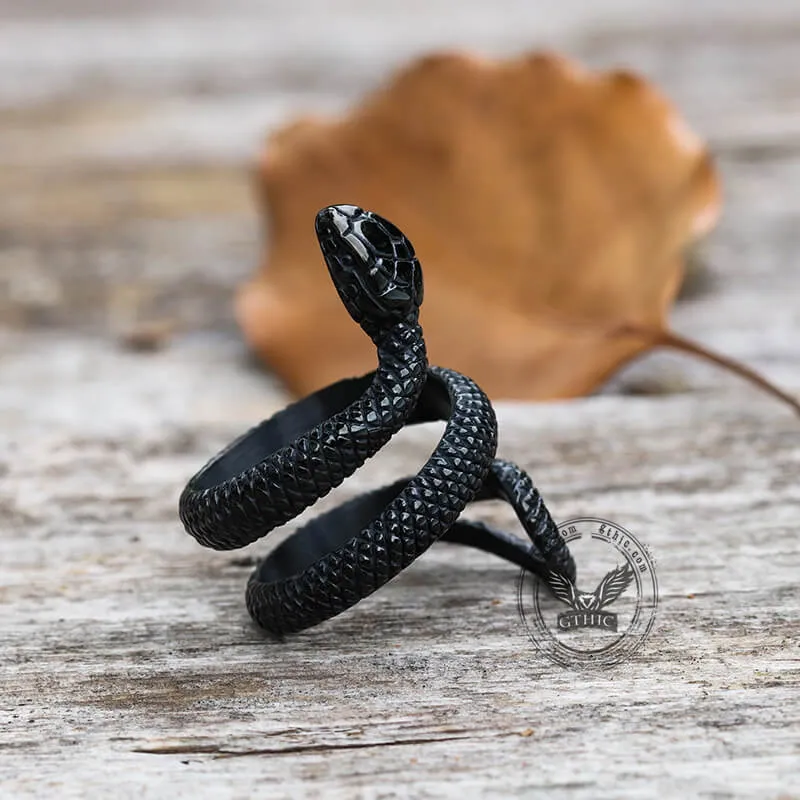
[[1, 1, 799, 797]]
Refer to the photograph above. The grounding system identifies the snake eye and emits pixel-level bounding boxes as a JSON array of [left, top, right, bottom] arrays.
[[395, 260, 415, 285], [393, 238, 414, 259], [359, 219, 394, 256]]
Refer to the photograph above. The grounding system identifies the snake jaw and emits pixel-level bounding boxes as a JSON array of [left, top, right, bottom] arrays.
[[315, 204, 423, 328]]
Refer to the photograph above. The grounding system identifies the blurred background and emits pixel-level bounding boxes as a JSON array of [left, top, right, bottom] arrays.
[[1, 0, 799, 433]]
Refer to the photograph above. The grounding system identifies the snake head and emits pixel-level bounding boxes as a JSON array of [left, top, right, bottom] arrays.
[[315, 204, 424, 328]]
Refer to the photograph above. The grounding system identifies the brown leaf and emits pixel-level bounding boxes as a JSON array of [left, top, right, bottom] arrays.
[[237, 51, 798, 413]]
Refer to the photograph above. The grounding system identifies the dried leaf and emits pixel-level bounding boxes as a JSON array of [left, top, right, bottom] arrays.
[[237, 51, 798, 413]]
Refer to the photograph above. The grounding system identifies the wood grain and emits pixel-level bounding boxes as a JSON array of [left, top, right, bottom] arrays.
[[1, 0, 799, 797]]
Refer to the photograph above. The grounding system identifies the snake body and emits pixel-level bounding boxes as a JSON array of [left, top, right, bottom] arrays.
[[179, 204, 574, 635]]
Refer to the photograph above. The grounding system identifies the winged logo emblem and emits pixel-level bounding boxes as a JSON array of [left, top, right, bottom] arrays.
[[546, 562, 635, 612]]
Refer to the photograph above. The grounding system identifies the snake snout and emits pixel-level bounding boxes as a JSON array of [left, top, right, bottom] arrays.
[[315, 205, 363, 246], [315, 205, 370, 268]]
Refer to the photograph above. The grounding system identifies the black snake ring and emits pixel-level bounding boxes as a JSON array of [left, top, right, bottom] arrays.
[[179, 204, 575, 635]]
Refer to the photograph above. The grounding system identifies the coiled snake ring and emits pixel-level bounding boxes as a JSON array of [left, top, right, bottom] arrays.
[[179, 204, 575, 636]]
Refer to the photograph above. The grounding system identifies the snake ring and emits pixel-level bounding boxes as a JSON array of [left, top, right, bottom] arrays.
[[179, 204, 575, 635]]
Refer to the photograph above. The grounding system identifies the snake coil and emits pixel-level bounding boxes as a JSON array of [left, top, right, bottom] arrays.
[[179, 204, 575, 635]]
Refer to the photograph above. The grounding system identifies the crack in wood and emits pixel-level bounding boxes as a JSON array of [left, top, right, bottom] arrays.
[[133, 729, 525, 759]]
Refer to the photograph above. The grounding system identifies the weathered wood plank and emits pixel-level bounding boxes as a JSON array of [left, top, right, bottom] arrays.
[[2, 334, 799, 797]]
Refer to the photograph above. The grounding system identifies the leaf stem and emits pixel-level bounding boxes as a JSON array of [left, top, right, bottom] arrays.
[[651, 328, 800, 416]]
